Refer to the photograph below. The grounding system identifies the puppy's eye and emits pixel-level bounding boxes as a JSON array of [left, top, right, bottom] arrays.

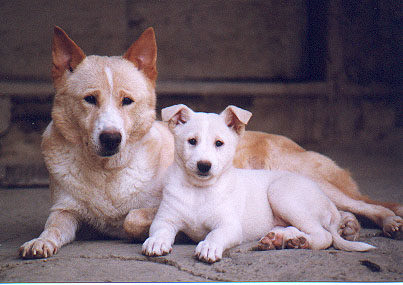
[[215, 140, 224, 147], [84, 95, 97, 105], [188, 138, 197, 145], [122, 97, 134, 106]]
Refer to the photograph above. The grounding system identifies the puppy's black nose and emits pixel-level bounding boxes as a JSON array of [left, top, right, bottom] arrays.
[[99, 131, 122, 156], [197, 161, 212, 174]]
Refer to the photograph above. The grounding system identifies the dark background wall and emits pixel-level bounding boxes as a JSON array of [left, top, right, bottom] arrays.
[[0, 0, 402, 186]]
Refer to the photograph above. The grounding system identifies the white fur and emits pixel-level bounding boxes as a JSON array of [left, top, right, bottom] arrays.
[[92, 99, 126, 154], [143, 105, 375, 263], [105, 66, 114, 93]]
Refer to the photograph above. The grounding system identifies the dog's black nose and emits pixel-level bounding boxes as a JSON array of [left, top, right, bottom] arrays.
[[197, 161, 212, 174], [99, 131, 122, 156]]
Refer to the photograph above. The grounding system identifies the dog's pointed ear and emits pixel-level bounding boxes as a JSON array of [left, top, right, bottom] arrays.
[[123, 27, 157, 84], [52, 26, 86, 83], [162, 104, 194, 129], [220, 105, 252, 136]]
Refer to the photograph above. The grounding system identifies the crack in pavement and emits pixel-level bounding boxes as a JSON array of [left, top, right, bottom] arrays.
[[0, 258, 53, 280], [0, 254, 227, 282], [77, 254, 232, 282]]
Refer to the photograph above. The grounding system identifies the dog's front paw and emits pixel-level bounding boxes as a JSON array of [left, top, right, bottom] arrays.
[[195, 241, 223, 263], [383, 216, 403, 240], [142, 236, 172, 257], [19, 238, 59, 259]]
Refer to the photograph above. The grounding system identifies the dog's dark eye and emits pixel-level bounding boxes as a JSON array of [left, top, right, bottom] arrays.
[[215, 140, 224, 147], [84, 95, 97, 105], [122, 97, 134, 106], [188, 138, 197, 145]]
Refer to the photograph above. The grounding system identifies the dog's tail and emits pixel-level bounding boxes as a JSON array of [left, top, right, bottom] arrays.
[[329, 224, 375, 252]]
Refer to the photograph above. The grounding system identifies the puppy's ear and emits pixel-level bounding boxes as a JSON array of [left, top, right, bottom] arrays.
[[220, 105, 252, 136], [161, 104, 194, 130], [123, 27, 157, 85], [52, 26, 86, 83]]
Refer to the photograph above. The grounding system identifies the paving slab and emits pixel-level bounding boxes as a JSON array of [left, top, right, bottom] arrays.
[[0, 147, 402, 282]]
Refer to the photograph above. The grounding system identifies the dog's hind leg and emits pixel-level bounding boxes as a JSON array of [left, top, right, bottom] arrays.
[[338, 211, 360, 241], [358, 195, 403, 219], [19, 210, 78, 259], [318, 183, 403, 239]]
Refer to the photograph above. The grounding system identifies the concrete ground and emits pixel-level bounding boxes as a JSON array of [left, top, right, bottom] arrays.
[[0, 146, 402, 282]]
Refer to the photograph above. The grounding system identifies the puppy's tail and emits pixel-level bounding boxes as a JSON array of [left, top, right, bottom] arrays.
[[329, 225, 375, 252]]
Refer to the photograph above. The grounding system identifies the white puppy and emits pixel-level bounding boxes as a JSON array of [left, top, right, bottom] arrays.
[[142, 105, 375, 263]]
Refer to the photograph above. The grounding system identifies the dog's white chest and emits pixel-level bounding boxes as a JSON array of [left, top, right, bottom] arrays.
[[164, 169, 277, 243], [163, 181, 241, 242], [48, 149, 161, 236], [183, 195, 226, 241]]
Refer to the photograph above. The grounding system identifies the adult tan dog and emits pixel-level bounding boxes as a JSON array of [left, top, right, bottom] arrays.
[[19, 26, 402, 259]]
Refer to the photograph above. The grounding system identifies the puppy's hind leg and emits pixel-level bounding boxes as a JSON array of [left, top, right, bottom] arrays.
[[257, 226, 311, 250], [257, 226, 338, 251], [294, 202, 375, 251], [265, 173, 337, 250]]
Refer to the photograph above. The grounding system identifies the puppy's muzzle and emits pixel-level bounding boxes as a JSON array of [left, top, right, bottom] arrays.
[[99, 130, 122, 157], [197, 161, 212, 176]]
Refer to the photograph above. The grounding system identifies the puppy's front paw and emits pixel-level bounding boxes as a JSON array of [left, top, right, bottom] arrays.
[[19, 238, 58, 259], [195, 241, 223, 263], [383, 216, 403, 240], [142, 236, 172, 257]]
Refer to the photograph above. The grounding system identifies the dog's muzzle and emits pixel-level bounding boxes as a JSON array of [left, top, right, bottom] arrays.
[[99, 130, 122, 157], [197, 161, 212, 177]]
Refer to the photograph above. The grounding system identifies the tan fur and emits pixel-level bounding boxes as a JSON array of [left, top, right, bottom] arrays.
[[234, 131, 402, 237], [19, 26, 402, 259], [124, 208, 158, 240], [19, 26, 174, 259], [235, 132, 361, 201], [123, 27, 158, 86], [52, 26, 86, 87]]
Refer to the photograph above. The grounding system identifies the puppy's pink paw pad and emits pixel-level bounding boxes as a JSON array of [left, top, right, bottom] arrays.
[[257, 237, 275, 250], [257, 232, 283, 250], [286, 236, 309, 249]]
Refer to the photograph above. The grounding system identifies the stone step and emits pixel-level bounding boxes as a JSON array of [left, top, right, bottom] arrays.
[[0, 80, 401, 187], [0, 80, 400, 98], [0, 164, 49, 188]]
